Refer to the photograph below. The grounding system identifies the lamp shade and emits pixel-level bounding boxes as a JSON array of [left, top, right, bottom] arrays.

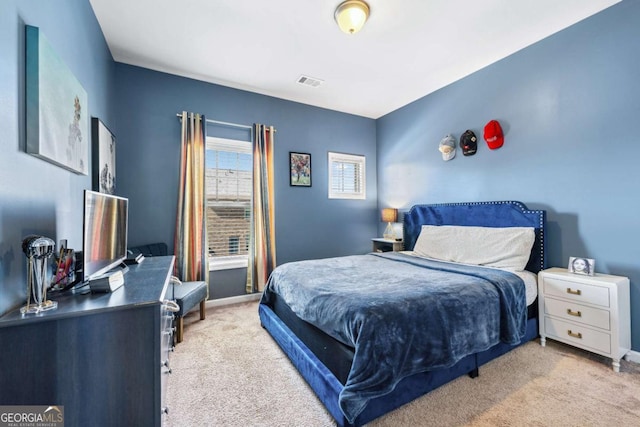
[[381, 208, 398, 223], [335, 0, 370, 34]]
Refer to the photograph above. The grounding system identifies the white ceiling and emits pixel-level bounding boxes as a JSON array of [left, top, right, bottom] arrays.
[[89, 0, 620, 119]]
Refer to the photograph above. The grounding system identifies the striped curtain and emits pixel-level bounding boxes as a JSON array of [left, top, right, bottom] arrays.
[[174, 111, 209, 285], [248, 124, 276, 292]]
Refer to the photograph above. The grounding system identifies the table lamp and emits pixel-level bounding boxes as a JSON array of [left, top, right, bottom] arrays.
[[381, 208, 398, 240]]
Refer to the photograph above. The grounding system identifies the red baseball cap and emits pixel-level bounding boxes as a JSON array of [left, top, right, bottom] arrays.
[[483, 120, 504, 150]]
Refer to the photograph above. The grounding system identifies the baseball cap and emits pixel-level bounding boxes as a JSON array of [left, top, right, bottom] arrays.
[[460, 130, 477, 156], [438, 135, 456, 161], [484, 120, 504, 149]]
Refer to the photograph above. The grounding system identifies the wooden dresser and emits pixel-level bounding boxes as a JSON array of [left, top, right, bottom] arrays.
[[0, 256, 176, 426]]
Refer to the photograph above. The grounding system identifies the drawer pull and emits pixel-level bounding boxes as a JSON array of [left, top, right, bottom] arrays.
[[567, 330, 582, 339], [566, 288, 582, 296], [566, 308, 582, 317], [163, 300, 180, 312]]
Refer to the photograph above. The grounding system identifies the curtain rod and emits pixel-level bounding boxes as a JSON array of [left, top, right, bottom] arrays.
[[175, 114, 275, 132]]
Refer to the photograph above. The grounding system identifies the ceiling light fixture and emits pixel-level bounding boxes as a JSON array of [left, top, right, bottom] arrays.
[[334, 0, 370, 35]]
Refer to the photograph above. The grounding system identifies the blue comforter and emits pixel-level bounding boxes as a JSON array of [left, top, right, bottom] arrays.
[[260, 252, 527, 423]]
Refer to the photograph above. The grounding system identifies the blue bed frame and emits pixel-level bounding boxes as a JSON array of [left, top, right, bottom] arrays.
[[259, 201, 546, 426]]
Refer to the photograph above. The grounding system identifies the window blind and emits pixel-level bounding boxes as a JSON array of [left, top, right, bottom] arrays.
[[206, 137, 252, 258]]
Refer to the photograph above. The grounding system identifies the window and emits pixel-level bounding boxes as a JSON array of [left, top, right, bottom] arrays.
[[228, 237, 239, 254], [206, 137, 252, 270], [328, 152, 366, 199]]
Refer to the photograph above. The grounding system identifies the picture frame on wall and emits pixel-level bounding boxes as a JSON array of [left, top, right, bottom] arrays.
[[25, 25, 89, 175], [568, 256, 595, 276], [290, 152, 311, 187], [91, 117, 116, 194]]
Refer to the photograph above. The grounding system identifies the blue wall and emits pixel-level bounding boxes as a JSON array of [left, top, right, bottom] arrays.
[[114, 64, 378, 267], [0, 0, 115, 315], [377, 1, 640, 350]]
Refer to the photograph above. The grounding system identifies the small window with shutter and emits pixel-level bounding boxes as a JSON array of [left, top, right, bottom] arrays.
[[328, 152, 366, 200]]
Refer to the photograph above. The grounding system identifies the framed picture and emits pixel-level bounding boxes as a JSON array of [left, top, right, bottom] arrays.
[[568, 256, 595, 276], [25, 25, 89, 175], [91, 118, 116, 194], [290, 152, 311, 187]]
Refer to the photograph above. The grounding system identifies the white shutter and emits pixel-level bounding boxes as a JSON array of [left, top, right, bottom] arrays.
[[328, 152, 366, 199]]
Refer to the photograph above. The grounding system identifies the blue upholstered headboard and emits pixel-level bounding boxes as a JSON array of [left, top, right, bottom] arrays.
[[403, 201, 546, 273]]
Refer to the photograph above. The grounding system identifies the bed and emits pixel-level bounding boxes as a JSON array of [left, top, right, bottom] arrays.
[[259, 201, 546, 426]]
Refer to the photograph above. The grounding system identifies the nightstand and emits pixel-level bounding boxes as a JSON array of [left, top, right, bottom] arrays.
[[538, 267, 630, 372], [372, 238, 403, 253]]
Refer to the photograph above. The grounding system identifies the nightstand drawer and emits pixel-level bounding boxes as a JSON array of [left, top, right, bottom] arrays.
[[543, 277, 609, 307], [544, 317, 611, 354], [544, 297, 610, 330]]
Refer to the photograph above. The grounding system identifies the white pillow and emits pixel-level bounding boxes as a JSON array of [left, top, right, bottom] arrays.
[[413, 225, 535, 271]]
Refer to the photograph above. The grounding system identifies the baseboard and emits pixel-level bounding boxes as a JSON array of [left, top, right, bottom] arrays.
[[624, 350, 640, 364], [206, 292, 261, 308]]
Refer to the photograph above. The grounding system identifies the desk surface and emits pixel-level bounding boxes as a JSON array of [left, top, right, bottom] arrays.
[[0, 255, 174, 327]]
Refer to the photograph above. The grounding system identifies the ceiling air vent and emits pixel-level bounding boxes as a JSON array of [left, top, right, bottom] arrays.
[[297, 75, 324, 88]]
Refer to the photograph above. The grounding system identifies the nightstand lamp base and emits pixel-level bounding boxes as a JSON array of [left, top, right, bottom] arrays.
[[383, 222, 396, 240]]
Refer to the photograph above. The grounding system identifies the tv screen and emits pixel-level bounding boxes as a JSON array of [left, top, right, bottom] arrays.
[[82, 190, 129, 281]]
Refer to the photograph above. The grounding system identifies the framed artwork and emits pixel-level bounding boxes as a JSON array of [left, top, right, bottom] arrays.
[[91, 118, 116, 194], [25, 25, 89, 175], [568, 256, 595, 276], [290, 152, 311, 187]]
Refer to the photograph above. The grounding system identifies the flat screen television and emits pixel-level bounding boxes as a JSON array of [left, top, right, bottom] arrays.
[[82, 190, 129, 281]]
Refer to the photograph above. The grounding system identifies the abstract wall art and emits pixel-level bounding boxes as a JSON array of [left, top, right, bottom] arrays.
[[26, 25, 89, 175]]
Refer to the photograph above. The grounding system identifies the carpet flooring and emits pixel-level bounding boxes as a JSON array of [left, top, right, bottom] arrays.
[[166, 301, 640, 426]]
